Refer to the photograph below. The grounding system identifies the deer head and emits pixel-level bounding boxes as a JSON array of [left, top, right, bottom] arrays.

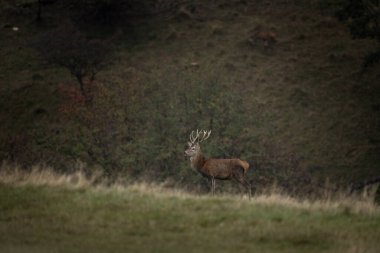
[[185, 129, 211, 157]]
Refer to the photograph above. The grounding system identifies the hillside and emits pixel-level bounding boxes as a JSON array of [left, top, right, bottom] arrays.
[[0, 0, 379, 190], [0, 168, 379, 253]]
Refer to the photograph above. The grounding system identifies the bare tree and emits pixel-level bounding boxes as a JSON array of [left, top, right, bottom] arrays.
[[32, 24, 112, 99]]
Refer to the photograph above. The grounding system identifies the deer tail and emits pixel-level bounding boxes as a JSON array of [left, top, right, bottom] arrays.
[[239, 160, 250, 174]]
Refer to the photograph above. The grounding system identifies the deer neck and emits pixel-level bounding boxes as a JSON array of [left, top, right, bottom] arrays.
[[190, 151, 206, 172]]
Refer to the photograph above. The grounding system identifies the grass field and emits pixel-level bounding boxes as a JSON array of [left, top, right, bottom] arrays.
[[0, 168, 379, 253]]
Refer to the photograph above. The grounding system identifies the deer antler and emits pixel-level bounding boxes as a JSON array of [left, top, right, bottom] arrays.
[[189, 129, 211, 144], [189, 130, 196, 144], [199, 130, 211, 143]]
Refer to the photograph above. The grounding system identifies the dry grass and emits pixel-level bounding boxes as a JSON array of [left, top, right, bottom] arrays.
[[1, 163, 378, 215], [253, 192, 378, 215], [1, 164, 379, 253], [0, 162, 97, 188]]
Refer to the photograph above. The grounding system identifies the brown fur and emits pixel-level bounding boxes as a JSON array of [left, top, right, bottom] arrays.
[[188, 149, 251, 197]]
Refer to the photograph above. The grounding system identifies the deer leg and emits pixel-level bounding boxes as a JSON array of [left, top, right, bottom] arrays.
[[233, 169, 251, 199], [241, 177, 252, 199], [211, 177, 216, 195], [236, 179, 246, 197], [240, 178, 252, 199], [232, 172, 245, 197], [238, 176, 251, 199], [207, 178, 212, 194], [208, 177, 214, 195]]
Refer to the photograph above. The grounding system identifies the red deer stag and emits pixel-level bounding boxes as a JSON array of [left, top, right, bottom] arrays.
[[184, 130, 251, 197]]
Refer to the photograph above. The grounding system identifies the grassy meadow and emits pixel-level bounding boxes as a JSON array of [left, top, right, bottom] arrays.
[[1, 1, 380, 252], [1, 166, 380, 253]]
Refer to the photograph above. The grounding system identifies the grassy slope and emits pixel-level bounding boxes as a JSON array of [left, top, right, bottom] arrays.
[[0, 181, 379, 253], [0, 1, 379, 181], [158, 2, 380, 180]]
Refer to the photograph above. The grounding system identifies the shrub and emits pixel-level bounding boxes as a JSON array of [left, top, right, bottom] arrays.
[[337, 0, 380, 70], [31, 24, 112, 99]]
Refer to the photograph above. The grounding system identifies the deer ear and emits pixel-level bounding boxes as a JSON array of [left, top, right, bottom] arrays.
[[187, 142, 192, 147]]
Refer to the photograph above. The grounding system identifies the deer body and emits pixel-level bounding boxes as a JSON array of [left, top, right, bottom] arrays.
[[185, 130, 251, 197], [191, 153, 248, 180]]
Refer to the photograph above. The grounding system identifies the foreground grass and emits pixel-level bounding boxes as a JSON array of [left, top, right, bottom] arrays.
[[0, 169, 379, 253]]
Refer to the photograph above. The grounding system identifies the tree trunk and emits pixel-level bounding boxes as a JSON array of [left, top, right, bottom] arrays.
[[77, 76, 86, 97]]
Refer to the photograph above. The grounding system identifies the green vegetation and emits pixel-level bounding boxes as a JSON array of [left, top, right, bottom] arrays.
[[0, 0, 379, 192], [0, 168, 379, 253]]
